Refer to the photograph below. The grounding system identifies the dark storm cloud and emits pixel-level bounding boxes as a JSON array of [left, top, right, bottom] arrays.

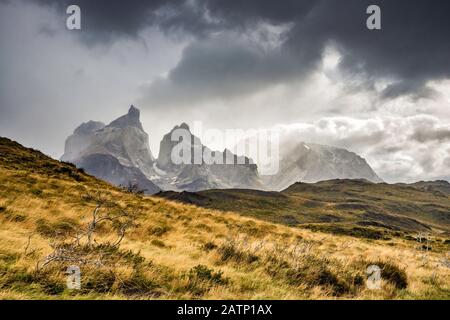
[[307, 0, 450, 99], [27, 0, 450, 100], [30, 0, 317, 38], [31, 0, 175, 42]]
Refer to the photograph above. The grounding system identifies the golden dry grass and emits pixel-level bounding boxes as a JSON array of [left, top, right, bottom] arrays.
[[0, 138, 449, 300]]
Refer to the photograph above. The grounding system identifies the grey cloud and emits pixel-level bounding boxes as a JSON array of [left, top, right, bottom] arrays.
[[31, 0, 178, 43], [140, 34, 301, 107], [276, 115, 450, 183], [3, 0, 450, 184], [380, 81, 438, 101], [444, 157, 450, 169], [30, 0, 450, 101], [161, 0, 450, 103], [411, 127, 450, 143]]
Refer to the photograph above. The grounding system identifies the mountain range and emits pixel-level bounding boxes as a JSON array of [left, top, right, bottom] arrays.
[[61, 106, 382, 194]]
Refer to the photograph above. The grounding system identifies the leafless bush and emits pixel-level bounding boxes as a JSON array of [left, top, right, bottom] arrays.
[[36, 192, 140, 271], [122, 181, 146, 195]]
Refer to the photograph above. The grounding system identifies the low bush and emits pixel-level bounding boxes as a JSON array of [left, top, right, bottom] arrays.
[[179, 265, 229, 296], [82, 270, 116, 293], [216, 241, 258, 265], [151, 239, 166, 248], [36, 218, 78, 238], [187, 265, 229, 286], [118, 271, 159, 296], [201, 241, 217, 251], [265, 254, 360, 296]]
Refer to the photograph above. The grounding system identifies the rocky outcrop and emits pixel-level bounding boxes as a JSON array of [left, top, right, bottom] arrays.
[[61, 106, 158, 194], [153, 123, 263, 191]]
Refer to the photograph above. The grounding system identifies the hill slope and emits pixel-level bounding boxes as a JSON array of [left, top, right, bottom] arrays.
[[158, 179, 450, 238], [0, 137, 449, 300]]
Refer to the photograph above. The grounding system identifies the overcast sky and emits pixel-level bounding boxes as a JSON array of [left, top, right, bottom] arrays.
[[1, 0, 449, 183]]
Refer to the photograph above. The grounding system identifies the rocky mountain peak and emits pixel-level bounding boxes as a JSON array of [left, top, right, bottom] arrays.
[[107, 105, 143, 130], [158, 123, 196, 169], [262, 141, 382, 191], [179, 122, 190, 131], [166, 123, 190, 135], [61, 106, 156, 193], [128, 105, 140, 118]]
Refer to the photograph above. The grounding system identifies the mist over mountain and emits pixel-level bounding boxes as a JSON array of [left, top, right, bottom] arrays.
[[62, 106, 385, 193], [62, 106, 263, 193], [262, 141, 382, 191]]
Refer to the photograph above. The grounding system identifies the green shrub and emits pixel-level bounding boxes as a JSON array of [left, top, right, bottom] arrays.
[[187, 265, 229, 285]]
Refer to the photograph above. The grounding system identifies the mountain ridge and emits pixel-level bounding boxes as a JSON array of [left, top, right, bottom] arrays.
[[61, 106, 384, 193]]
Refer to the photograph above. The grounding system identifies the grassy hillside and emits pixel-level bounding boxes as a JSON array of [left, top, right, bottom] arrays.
[[0, 137, 449, 300], [158, 179, 450, 240]]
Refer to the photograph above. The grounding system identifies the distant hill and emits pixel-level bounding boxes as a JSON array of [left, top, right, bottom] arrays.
[[158, 178, 450, 237]]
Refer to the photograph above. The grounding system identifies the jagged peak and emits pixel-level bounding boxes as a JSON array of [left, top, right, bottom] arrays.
[[107, 105, 143, 130], [164, 123, 191, 138], [170, 122, 190, 132], [128, 105, 140, 118], [179, 122, 190, 130]]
